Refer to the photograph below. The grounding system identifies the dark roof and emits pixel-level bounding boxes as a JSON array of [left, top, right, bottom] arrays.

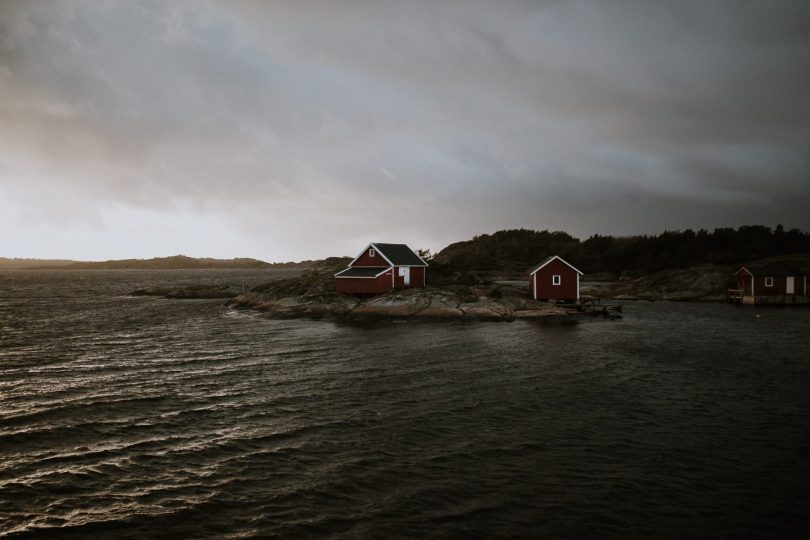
[[371, 243, 427, 266], [335, 267, 390, 278], [529, 255, 583, 275], [739, 265, 806, 277]]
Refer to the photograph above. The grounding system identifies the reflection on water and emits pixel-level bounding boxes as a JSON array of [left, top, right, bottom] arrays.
[[1, 270, 809, 539]]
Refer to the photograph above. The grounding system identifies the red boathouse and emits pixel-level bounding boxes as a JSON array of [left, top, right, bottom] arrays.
[[529, 255, 583, 303], [732, 265, 808, 304], [335, 243, 428, 295]]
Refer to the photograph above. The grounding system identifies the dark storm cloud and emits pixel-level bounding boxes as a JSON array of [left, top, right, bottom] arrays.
[[1, 0, 809, 259]]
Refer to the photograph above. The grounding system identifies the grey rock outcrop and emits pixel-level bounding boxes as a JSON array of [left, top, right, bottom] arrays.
[[228, 283, 575, 324]]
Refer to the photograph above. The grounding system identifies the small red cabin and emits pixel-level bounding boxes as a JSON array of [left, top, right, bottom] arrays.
[[335, 242, 428, 295], [735, 266, 807, 297], [529, 255, 583, 303]]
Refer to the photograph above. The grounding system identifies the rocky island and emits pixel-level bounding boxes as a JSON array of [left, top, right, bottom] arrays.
[[132, 271, 580, 324], [131, 284, 243, 299]]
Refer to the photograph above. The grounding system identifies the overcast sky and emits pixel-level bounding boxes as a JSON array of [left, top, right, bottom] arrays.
[[1, 1, 809, 261]]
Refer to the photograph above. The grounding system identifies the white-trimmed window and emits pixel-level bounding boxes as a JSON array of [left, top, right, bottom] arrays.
[[764, 276, 774, 287], [552, 275, 561, 286], [369, 249, 375, 258]]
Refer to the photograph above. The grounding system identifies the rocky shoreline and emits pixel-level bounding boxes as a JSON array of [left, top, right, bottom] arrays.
[[226, 287, 577, 323], [131, 273, 586, 324], [585, 265, 735, 302]]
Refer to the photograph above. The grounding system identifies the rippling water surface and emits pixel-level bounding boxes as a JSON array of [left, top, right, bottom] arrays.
[[1, 270, 809, 539]]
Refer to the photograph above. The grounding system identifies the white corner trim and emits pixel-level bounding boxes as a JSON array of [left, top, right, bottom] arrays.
[[529, 255, 583, 276]]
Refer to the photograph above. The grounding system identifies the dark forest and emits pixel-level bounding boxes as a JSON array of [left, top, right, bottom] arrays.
[[432, 225, 810, 277]]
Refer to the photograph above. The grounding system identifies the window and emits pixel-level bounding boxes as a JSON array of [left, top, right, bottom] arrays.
[[369, 249, 375, 258], [764, 276, 774, 287], [552, 275, 561, 286]]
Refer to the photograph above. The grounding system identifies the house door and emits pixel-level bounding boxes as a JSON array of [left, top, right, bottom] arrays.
[[399, 267, 410, 286], [786, 276, 795, 294]]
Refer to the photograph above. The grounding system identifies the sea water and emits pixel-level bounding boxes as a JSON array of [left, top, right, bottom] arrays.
[[1, 270, 809, 539]]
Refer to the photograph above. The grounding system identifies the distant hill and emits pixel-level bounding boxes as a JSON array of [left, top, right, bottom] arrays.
[[0, 257, 76, 269], [267, 256, 352, 272], [2, 255, 351, 270], [433, 229, 581, 274], [431, 225, 810, 280], [55, 255, 274, 270]]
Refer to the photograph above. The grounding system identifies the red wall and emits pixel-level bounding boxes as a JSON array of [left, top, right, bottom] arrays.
[[736, 270, 808, 296], [752, 275, 802, 295], [336, 267, 426, 294], [737, 270, 753, 295], [410, 266, 426, 288], [533, 259, 579, 301], [353, 248, 386, 267], [335, 271, 393, 295]]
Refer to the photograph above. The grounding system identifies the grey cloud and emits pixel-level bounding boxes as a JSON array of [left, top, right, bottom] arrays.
[[1, 0, 809, 260]]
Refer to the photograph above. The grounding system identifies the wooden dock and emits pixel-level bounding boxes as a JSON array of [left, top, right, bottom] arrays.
[[727, 289, 744, 303], [728, 289, 809, 305]]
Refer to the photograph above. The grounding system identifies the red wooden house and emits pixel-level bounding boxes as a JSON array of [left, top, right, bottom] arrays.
[[335, 243, 428, 295], [529, 255, 583, 303], [734, 265, 808, 303]]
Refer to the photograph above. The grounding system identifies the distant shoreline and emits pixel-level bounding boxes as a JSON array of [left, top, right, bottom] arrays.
[[1, 266, 301, 271], [0, 254, 350, 271]]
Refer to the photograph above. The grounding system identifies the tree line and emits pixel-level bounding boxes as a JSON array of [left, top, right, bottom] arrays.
[[431, 225, 810, 277]]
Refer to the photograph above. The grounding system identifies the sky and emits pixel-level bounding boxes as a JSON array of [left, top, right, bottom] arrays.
[[1, 1, 809, 262]]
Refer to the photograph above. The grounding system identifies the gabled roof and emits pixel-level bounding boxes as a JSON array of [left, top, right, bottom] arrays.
[[529, 255, 583, 276], [349, 243, 428, 267], [335, 267, 390, 278]]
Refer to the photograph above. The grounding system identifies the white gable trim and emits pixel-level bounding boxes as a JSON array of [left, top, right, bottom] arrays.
[[529, 255, 583, 276], [348, 243, 394, 267]]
